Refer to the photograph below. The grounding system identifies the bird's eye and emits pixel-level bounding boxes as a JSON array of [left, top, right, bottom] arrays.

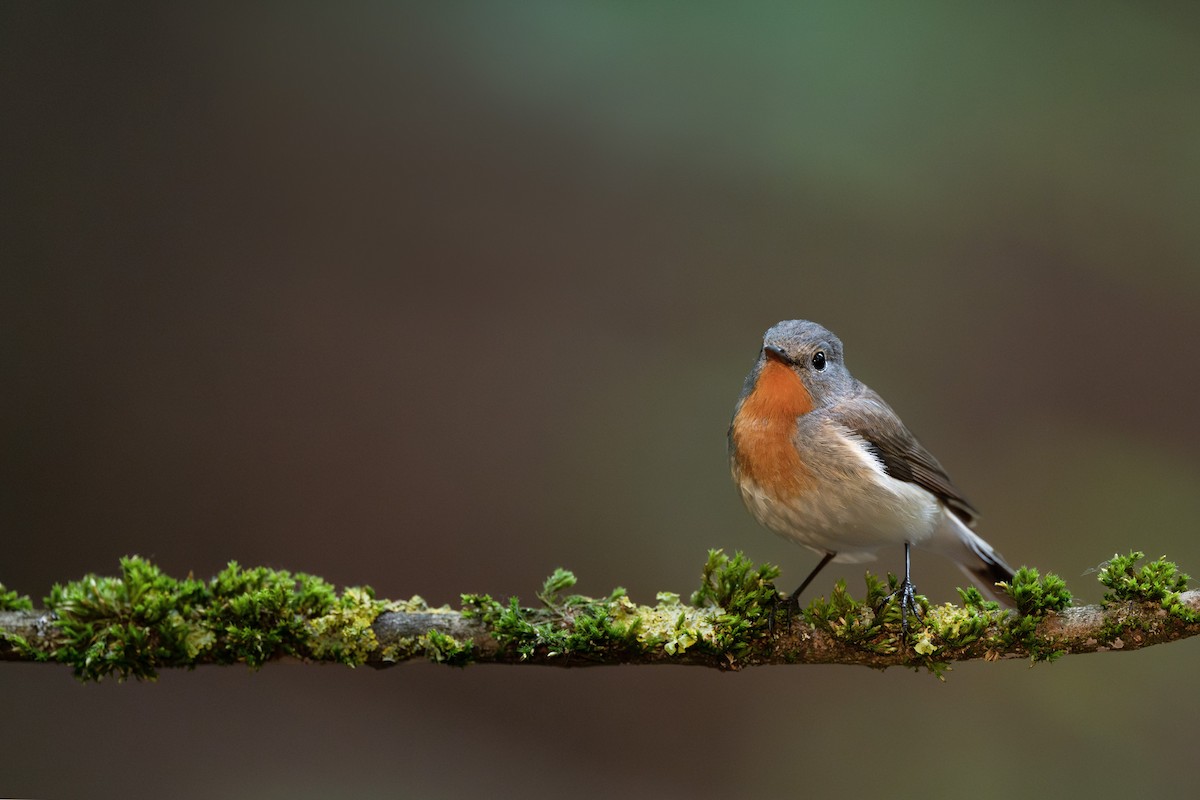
[[812, 351, 826, 371]]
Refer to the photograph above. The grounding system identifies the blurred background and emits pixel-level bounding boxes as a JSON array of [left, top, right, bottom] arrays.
[[3, 2, 1199, 797]]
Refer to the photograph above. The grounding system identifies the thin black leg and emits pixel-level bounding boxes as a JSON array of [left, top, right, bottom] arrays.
[[789, 551, 836, 611], [895, 542, 921, 635]]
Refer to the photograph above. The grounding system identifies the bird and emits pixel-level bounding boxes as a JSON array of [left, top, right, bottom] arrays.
[[728, 319, 1014, 625]]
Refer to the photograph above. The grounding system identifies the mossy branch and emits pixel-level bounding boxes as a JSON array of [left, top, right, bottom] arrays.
[[0, 551, 1196, 682]]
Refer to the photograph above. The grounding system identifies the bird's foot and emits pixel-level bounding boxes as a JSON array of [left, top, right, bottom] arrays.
[[881, 575, 923, 639], [768, 589, 800, 634]]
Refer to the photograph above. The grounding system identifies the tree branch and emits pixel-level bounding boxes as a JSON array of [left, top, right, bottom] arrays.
[[375, 590, 1200, 668], [1, 591, 1197, 673], [0, 552, 1196, 680]]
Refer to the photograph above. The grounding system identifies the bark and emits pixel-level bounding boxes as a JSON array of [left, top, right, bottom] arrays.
[[3, 589, 1196, 672]]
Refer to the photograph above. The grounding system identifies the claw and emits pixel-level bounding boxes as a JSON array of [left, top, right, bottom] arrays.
[[881, 542, 924, 642], [778, 551, 835, 633], [768, 589, 799, 635], [884, 575, 923, 636]]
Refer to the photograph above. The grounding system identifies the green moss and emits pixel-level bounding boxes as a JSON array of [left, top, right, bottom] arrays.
[[0, 582, 37, 657], [41, 556, 385, 682], [13, 550, 1186, 681], [203, 561, 338, 668], [1098, 551, 1199, 623], [803, 573, 897, 655], [9, 554, 789, 675], [0, 583, 33, 612], [797, 566, 1074, 674], [1000, 567, 1071, 617], [461, 555, 774, 665], [47, 556, 207, 681], [419, 630, 474, 666], [460, 593, 502, 624], [994, 567, 1072, 663], [690, 549, 780, 662], [803, 571, 942, 658], [479, 569, 644, 663], [478, 551, 781, 666]]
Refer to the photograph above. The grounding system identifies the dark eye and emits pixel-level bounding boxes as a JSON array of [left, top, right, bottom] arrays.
[[812, 351, 826, 371]]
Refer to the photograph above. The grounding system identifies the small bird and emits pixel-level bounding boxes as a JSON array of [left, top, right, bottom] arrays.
[[728, 320, 1014, 622]]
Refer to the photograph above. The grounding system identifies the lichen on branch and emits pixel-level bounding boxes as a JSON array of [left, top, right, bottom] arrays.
[[0, 551, 1196, 682]]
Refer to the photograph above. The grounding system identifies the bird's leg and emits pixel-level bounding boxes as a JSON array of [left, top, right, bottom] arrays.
[[882, 542, 922, 638], [787, 551, 836, 616]]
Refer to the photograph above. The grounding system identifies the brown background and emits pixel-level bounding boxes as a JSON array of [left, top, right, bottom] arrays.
[[3, 4, 1198, 798]]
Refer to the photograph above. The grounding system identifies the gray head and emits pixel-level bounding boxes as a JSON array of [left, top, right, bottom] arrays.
[[744, 319, 857, 407]]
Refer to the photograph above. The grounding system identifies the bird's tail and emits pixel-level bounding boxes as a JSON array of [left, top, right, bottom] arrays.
[[928, 509, 1016, 606]]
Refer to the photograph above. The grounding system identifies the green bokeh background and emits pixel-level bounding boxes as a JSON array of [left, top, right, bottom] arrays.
[[3, 3, 1198, 797]]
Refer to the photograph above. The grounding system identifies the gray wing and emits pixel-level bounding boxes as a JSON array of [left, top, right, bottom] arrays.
[[836, 386, 980, 526]]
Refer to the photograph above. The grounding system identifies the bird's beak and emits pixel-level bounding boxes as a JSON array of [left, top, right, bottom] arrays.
[[763, 345, 791, 364]]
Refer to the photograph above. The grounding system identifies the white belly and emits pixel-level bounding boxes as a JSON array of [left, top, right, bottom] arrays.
[[735, 425, 941, 563]]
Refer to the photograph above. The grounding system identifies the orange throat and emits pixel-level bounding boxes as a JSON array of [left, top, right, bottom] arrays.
[[731, 359, 814, 495]]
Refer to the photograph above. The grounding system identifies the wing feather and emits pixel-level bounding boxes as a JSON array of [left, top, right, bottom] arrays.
[[836, 386, 980, 526]]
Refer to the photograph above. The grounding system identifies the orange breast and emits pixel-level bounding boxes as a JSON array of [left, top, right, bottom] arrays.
[[730, 359, 814, 496]]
